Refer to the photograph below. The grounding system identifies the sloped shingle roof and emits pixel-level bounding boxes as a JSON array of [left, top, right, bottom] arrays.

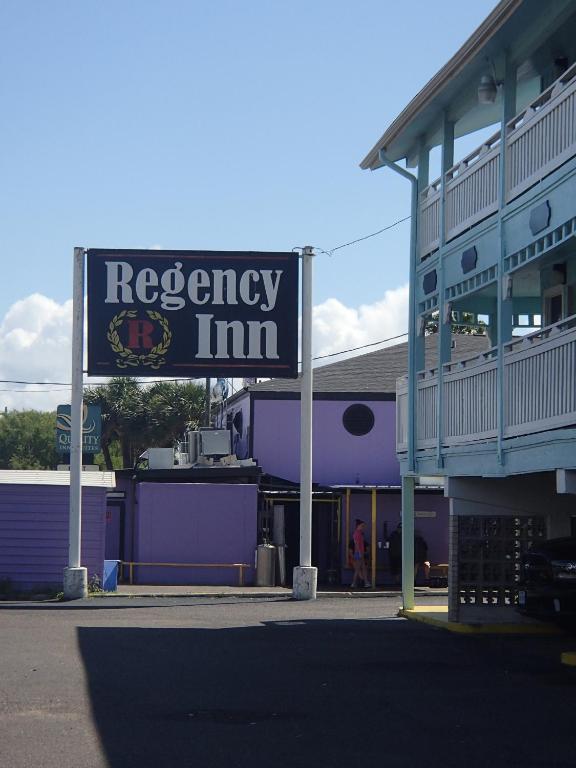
[[248, 333, 490, 395]]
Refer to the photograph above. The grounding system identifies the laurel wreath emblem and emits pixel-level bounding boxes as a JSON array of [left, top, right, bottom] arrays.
[[107, 310, 172, 369]]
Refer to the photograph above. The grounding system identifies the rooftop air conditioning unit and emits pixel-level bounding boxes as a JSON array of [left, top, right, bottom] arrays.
[[147, 447, 175, 470], [199, 428, 231, 457], [187, 429, 231, 462]]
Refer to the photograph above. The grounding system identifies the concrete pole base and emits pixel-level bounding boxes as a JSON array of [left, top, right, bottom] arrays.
[[63, 567, 88, 600], [292, 566, 318, 600]]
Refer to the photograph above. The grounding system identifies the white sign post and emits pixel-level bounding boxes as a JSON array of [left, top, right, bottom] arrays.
[[63, 247, 88, 600], [293, 246, 317, 600]]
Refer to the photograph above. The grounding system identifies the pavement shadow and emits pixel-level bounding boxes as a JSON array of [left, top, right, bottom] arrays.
[[77, 617, 576, 768], [0, 597, 291, 611]]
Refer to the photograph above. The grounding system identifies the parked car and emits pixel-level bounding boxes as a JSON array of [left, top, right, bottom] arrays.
[[518, 537, 576, 622]]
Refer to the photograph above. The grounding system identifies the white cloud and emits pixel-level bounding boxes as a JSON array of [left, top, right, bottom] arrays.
[[0, 284, 409, 410], [0, 295, 73, 412], [312, 283, 409, 362]]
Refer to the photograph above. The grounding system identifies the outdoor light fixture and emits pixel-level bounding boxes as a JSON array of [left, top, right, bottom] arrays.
[[478, 74, 498, 104]]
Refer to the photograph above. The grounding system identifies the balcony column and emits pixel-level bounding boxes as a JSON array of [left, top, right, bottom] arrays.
[[497, 52, 516, 465], [401, 474, 415, 610], [436, 113, 454, 467], [414, 140, 429, 376]]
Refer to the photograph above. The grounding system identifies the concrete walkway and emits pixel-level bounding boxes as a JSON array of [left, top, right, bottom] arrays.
[[103, 585, 448, 599], [400, 604, 562, 635]]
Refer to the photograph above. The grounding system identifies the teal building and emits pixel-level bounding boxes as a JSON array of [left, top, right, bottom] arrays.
[[362, 0, 576, 622]]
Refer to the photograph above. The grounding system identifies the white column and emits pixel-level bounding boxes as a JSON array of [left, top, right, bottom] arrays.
[[401, 474, 415, 610], [293, 246, 317, 600], [63, 247, 88, 600]]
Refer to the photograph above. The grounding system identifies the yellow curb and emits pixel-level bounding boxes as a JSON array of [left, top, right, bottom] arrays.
[[561, 652, 576, 666], [399, 607, 562, 635]]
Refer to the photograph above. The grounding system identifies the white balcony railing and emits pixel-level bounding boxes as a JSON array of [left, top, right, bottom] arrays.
[[419, 179, 441, 259], [419, 62, 576, 259], [443, 348, 498, 444], [506, 63, 576, 201], [504, 316, 576, 437], [396, 316, 576, 452], [445, 132, 501, 242]]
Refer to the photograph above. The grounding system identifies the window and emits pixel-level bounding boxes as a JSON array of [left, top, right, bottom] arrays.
[[342, 404, 375, 436]]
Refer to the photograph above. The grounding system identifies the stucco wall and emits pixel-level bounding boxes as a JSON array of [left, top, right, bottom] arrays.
[[132, 483, 258, 585], [253, 398, 398, 485]]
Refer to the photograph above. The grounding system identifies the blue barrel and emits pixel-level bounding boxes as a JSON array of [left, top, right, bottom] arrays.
[[103, 560, 120, 592]]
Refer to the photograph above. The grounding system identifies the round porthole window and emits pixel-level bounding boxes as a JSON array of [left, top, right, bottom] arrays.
[[342, 404, 375, 436]]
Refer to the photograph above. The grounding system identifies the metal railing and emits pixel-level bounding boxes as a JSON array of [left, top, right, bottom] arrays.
[[418, 62, 576, 259], [445, 131, 501, 242], [442, 348, 498, 445], [119, 561, 252, 586], [397, 316, 576, 452], [503, 315, 576, 437], [419, 179, 441, 259], [506, 62, 576, 201]]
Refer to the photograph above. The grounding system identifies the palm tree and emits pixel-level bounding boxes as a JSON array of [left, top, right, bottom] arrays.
[[84, 377, 205, 469]]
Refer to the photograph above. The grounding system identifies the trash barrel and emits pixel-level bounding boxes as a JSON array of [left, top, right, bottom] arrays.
[[103, 560, 120, 592], [255, 544, 276, 587]]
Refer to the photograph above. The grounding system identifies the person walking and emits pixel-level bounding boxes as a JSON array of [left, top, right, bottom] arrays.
[[351, 519, 371, 588]]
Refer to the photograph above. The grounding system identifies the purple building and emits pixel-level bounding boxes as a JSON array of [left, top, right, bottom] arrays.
[[0, 470, 115, 592], [103, 336, 486, 588], [216, 335, 488, 586], [107, 466, 261, 587]]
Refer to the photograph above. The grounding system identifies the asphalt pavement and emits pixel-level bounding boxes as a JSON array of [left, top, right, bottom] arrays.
[[1, 594, 575, 768]]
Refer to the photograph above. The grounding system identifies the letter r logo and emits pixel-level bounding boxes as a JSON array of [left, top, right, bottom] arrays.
[[127, 319, 155, 350]]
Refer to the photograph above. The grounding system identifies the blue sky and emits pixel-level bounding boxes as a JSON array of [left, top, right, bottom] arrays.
[[1, 0, 498, 311], [0, 0, 498, 408]]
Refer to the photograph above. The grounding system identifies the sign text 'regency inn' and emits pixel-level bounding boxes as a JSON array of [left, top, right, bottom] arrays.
[[86, 249, 299, 378]]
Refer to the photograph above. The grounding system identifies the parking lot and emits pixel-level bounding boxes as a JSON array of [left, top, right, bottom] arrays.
[[1, 594, 575, 768]]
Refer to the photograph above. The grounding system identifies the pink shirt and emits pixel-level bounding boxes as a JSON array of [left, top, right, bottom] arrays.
[[353, 528, 365, 555]]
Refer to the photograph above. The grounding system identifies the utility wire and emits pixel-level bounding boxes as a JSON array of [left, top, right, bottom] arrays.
[[311, 331, 408, 361], [0, 330, 409, 391], [316, 214, 411, 257], [0, 214, 411, 393]]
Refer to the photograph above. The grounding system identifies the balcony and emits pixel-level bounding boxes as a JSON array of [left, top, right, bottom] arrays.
[[396, 314, 576, 453], [419, 62, 576, 260]]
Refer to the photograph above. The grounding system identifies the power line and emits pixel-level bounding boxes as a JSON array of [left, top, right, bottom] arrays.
[[316, 214, 411, 257], [312, 331, 408, 361], [0, 330, 409, 391], [0, 214, 412, 393]]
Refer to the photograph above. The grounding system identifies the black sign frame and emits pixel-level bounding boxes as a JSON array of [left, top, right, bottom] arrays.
[[87, 249, 299, 378]]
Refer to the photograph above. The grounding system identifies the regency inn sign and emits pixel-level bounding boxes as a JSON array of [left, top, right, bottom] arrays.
[[87, 249, 299, 378]]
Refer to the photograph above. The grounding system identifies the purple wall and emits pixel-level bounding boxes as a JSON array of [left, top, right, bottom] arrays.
[[0, 485, 106, 591], [132, 482, 258, 585], [340, 491, 449, 585], [253, 399, 399, 485]]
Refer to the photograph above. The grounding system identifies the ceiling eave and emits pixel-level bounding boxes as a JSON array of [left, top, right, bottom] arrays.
[[359, 0, 523, 170]]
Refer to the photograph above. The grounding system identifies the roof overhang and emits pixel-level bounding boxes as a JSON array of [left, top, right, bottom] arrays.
[[360, 0, 527, 169]]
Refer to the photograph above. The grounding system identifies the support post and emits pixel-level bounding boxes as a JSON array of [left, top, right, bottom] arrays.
[[401, 475, 415, 610], [293, 246, 317, 600], [63, 247, 88, 600], [204, 378, 211, 427], [371, 488, 377, 589], [497, 51, 516, 465], [345, 487, 351, 566], [377, 150, 419, 611], [437, 114, 455, 467]]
